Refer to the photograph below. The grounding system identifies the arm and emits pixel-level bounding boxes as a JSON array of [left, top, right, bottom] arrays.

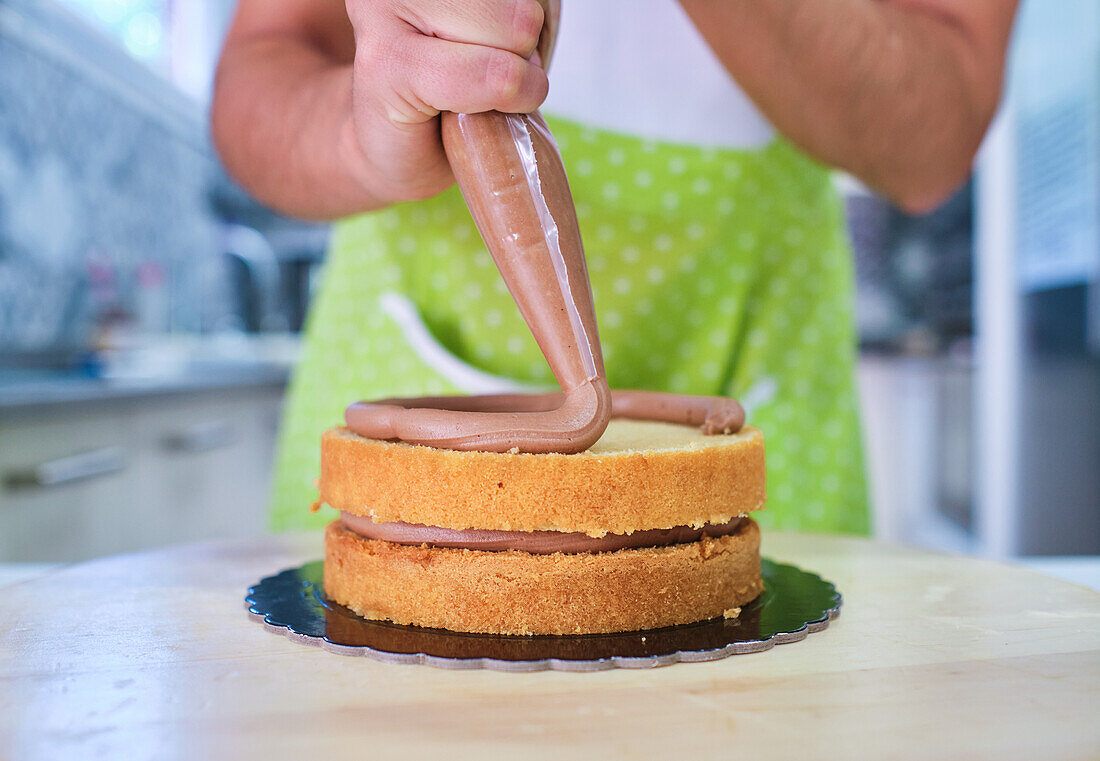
[[678, 0, 1018, 213], [212, 0, 550, 220]]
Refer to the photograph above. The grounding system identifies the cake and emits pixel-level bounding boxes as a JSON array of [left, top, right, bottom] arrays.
[[318, 418, 766, 635]]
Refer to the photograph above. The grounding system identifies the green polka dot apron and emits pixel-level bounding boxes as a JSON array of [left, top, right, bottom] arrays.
[[270, 116, 869, 534]]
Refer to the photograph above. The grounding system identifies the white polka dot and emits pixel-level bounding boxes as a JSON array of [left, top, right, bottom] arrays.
[[654, 234, 673, 252], [822, 474, 841, 493], [475, 344, 494, 360], [485, 310, 503, 327], [709, 328, 727, 348], [768, 279, 790, 297], [679, 257, 698, 273], [775, 483, 793, 502], [640, 138, 658, 153], [784, 228, 805, 246], [824, 419, 843, 439], [453, 224, 472, 241], [646, 266, 666, 284], [464, 282, 482, 300], [698, 278, 716, 296], [691, 177, 712, 195], [670, 372, 690, 391], [716, 197, 735, 215], [493, 277, 509, 294], [737, 231, 756, 250], [628, 215, 647, 233], [613, 277, 631, 295], [580, 128, 598, 143], [575, 158, 594, 176], [431, 272, 448, 291], [687, 309, 705, 326], [646, 353, 666, 371], [701, 361, 720, 380], [506, 336, 524, 354], [723, 163, 742, 181], [748, 329, 767, 348], [473, 250, 491, 269], [397, 235, 416, 254], [588, 255, 607, 272], [608, 148, 626, 165], [621, 246, 641, 264], [661, 192, 681, 210], [790, 257, 810, 277], [807, 502, 826, 520], [382, 214, 400, 230], [809, 447, 827, 465], [686, 223, 705, 240], [529, 360, 547, 377], [575, 202, 592, 219], [636, 299, 654, 316], [635, 170, 653, 188], [382, 264, 401, 282], [801, 325, 820, 344], [718, 296, 737, 315], [603, 310, 623, 328], [668, 156, 687, 174], [425, 379, 444, 395]]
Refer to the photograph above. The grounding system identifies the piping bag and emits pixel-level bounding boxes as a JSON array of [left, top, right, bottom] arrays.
[[348, 0, 613, 455], [345, 3, 744, 453]]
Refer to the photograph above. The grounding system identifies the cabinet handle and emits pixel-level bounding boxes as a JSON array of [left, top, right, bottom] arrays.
[[161, 421, 236, 454], [4, 447, 126, 489]]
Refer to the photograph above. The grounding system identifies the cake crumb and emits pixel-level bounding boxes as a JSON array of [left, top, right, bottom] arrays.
[[309, 500, 322, 513], [723, 606, 742, 619]]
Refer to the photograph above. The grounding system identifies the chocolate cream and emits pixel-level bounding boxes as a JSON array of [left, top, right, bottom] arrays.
[[340, 512, 746, 554]]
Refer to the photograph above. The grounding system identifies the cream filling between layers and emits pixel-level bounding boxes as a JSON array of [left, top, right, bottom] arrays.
[[339, 512, 746, 554]]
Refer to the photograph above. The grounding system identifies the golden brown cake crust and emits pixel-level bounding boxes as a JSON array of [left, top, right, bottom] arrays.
[[319, 420, 766, 535], [323, 518, 764, 635]]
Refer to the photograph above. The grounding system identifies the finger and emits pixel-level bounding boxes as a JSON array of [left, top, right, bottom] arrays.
[[395, 0, 545, 59], [397, 35, 549, 117]]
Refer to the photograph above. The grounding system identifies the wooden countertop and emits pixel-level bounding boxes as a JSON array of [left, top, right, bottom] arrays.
[[2, 532, 1097, 760]]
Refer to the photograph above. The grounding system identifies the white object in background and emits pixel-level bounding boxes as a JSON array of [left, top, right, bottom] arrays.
[[974, 105, 1023, 559], [379, 292, 537, 394], [857, 356, 972, 552]]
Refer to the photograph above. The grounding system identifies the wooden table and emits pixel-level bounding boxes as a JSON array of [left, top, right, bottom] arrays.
[[2, 533, 1098, 760]]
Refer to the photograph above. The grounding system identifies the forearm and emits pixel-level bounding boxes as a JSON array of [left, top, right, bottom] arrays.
[[212, 37, 383, 220], [680, 0, 1015, 212]]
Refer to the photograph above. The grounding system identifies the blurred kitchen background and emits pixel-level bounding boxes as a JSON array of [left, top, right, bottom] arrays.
[[1, 0, 1096, 564]]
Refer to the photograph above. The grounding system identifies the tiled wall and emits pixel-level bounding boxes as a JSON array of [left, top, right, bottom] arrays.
[[0, 0, 231, 357]]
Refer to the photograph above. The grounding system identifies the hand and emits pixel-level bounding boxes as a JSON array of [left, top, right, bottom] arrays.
[[343, 0, 550, 204]]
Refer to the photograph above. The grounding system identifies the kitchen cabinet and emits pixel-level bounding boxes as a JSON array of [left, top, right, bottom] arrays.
[[0, 386, 284, 562]]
